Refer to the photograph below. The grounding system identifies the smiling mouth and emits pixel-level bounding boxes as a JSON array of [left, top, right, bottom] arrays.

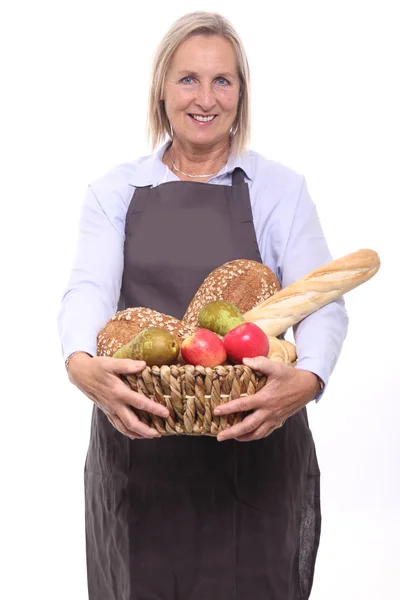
[[189, 114, 217, 123]]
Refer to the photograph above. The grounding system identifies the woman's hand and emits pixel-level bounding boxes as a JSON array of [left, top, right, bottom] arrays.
[[67, 353, 169, 440], [214, 356, 321, 442]]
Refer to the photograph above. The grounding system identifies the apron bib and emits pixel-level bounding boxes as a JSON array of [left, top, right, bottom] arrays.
[[84, 168, 321, 600]]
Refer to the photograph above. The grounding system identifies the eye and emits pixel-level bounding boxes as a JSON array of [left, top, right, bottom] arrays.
[[181, 76, 194, 84], [215, 77, 229, 85]]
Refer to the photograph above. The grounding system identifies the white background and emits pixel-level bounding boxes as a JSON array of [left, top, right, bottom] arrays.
[[1, 1, 399, 598]]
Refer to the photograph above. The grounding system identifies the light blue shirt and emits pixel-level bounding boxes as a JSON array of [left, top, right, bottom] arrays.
[[58, 141, 348, 399]]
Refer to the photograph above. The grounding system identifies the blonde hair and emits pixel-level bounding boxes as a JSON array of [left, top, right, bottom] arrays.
[[147, 11, 251, 157]]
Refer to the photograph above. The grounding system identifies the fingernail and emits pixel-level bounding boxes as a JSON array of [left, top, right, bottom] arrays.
[[214, 408, 221, 415]]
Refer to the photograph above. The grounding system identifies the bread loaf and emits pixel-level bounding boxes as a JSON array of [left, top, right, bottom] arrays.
[[183, 259, 281, 328], [243, 249, 380, 336], [97, 307, 197, 357]]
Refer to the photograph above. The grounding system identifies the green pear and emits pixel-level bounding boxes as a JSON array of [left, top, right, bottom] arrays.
[[113, 327, 179, 366], [198, 301, 245, 336]]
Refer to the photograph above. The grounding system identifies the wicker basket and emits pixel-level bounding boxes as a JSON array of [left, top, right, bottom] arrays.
[[121, 363, 269, 436], [97, 306, 297, 436]]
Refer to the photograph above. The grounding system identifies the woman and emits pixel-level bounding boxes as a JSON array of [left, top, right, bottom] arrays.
[[58, 11, 348, 600]]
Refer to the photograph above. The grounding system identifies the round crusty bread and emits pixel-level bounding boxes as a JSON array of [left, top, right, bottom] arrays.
[[182, 259, 281, 328], [97, 307, 197, 357]]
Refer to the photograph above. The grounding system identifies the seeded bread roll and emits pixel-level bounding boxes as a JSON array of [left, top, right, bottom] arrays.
[[97, 307, 197, 357], [183, 259, 281, 328]]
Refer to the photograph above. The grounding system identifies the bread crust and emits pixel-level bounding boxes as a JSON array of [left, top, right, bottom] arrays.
[[183, 259, 281, 328], [244, 249, 380, 336], [97, 307, 197, 357]]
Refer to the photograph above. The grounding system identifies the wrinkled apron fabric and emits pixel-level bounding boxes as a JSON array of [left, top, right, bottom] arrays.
[[84, 169, 321, 600]]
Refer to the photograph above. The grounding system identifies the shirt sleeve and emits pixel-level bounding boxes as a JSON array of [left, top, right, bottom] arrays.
[[278, 178, 349, 401], [57, 186, 125, 361]]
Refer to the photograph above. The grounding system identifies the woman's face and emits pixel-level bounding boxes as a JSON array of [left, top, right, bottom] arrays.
[[163, 35, 241, 149]]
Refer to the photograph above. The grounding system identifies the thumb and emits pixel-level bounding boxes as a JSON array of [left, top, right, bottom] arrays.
[[111, 358, 147, 375], [242, 355, 278, 375]]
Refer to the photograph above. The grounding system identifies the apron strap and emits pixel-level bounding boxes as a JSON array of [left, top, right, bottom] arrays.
[[231, 167, 246, 186]]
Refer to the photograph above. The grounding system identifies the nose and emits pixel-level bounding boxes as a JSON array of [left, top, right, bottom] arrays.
[[194, 82, 216, 112]]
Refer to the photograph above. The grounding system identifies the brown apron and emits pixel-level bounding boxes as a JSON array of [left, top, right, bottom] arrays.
[[84, 168, 321, 600]]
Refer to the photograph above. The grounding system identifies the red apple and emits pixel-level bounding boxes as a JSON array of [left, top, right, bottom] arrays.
[[181, 328, 227, 368], [223, 322, 269, 364]]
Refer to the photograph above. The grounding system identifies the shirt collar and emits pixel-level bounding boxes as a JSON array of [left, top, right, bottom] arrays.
[[128, 140, 254, 187]]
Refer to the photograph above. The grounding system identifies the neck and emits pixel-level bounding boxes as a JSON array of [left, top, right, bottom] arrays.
[[167, 138, 230, 178]]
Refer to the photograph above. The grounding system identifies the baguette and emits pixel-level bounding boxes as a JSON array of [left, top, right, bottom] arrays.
[[243, 249, 380, 337]]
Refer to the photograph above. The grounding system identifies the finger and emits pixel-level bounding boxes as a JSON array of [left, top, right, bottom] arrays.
[[243, 356, 280, 375], [217, 411, 263, 442], [110, 358, 147, 375], [118, 406, 162, 439], [238, 417, 286, 442], [130, 392, 170, 419], [107, 415, 140, 440], [213, 394, 260, 416], [118, 385, 169, 419], [235, 421, 275, 442]]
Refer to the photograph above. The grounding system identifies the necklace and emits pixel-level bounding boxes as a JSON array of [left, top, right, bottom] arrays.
[[169, 152, 221, 179]]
